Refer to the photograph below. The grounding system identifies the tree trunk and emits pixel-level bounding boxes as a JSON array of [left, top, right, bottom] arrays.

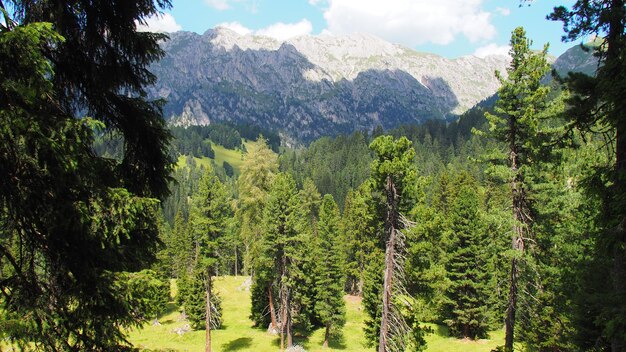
[[378, 175, 398, 352], [607, 1, 626, 348], [234, 246, 238, 276], [324, 323, 330, 348], [504, 257, 518, 351], [280, 283, 287, 352], [504, 114, 526, 352], [286, 288, 292, 348], [269, 285, 278, 331], [612, 123, 625, 352], [205, 274, 212, 352]]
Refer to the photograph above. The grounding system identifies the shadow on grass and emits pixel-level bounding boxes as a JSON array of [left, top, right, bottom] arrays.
[[434, 324, 449, 337], [163, 302, 179, 316], [222, 337, 253, 351], [328, 335, 348, 350]]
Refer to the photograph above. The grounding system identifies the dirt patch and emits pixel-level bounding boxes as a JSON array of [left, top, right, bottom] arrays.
[[344, 295, 362, 304]]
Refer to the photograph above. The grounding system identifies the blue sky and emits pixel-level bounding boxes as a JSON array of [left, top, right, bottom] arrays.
[[140, 0, 579, 59]]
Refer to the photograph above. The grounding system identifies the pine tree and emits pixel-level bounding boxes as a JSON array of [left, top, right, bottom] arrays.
[[482, 26, 551, 351], [315, 194, 347, 348], [124, 269, 170, 325], [0, 1, 172, 349], [253, 173, 302, 350], [441, 184, 491, 339], [170, 210, 195, 278], [179, 269, 223, 331], [343, 182, 381, 295], [367, 135, 422, 352], [549, 2, 626, 349], [237, 137, 279, 274], [291, 179, 322, 332], [188, 166, 231, 352]]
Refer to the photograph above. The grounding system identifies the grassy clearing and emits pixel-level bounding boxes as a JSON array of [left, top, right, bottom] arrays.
[[176, 155, 213, 170], [210, 142, 246, 175], [128, 276, 504, 352], [175, 140, 249, 176]]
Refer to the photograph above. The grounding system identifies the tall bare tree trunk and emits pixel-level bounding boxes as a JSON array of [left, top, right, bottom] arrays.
[[378, 176, 398, 352], [286, 288, 292, 348], [280, 252, 288, 352], [323, 323, 330, 348], [504, 257, 518, 351], [268, 285, 277, 331], [234, 246, 238, 276], [612, 122, 625, 352], [280, 299, 286, 352], [609, 3, 626, 348], [505, 132, 525, 352], [205, 274, 212, 352]]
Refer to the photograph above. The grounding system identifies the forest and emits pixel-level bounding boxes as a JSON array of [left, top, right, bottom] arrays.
[[1, 1, 626, 352]]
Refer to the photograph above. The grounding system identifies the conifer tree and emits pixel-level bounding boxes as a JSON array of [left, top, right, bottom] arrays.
[[171, 210, 195, 278], [188, 166, 231, 352], [237, 137, 279, 274], [315, 194, 347, 348], [0, 1, 173, 348], [124, 269, 170, 325], [482, 26, 551, 351], [254, 173, 302, 350], [367, 135, 421, 352], [343, 182, 381, 295], [291, 179, 322, 332], [441, 184, 491, 339], [549, 2, 626, 349]]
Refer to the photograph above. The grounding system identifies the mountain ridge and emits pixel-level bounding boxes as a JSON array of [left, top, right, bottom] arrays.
[[148, 28, 591, 143]]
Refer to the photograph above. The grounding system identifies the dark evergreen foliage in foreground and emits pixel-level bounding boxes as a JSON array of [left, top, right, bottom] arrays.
[[3, 1, 626, 351], [0, 1, 173, 350]]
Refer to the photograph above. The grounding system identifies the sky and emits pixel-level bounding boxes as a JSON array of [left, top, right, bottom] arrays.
[[138, 0, 580, 59]]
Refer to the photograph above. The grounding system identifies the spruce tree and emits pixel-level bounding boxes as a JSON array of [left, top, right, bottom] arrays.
[[343, 182, 381, 295], [315, 194, 347, 348], [237, 137, 279, 274], [441, 184, 491, 339], [367, 135, 421, 352], [549, 2, 626, 349], [291, 179, 322, 332], [124, 269, 170, 325], [188, 166, 231, 352], [482, 26, 551, 351], [254, 173, 302, 350], [0, 1, 172, 347]]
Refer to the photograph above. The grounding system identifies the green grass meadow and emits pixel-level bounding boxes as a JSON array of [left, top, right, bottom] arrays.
[[175, 140, 248, 176], [128, 276, 504, 352]]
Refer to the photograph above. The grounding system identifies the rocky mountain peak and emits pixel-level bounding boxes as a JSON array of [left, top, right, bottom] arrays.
[[149, 28, 516, 142]]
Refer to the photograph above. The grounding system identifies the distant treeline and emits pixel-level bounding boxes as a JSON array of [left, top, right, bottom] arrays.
[[170, 123, 280, 158], [95, 122, 281, 160]]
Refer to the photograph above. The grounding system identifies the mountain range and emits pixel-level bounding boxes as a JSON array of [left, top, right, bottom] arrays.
[[148, 28, 596, 143]]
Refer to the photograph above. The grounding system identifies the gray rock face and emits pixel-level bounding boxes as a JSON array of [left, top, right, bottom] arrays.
[[552, 43, 599, 77], [149, 28, 511, 141]]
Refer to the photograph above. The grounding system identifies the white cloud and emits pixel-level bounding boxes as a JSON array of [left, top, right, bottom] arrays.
[[205, 0, 231, 10], [256, 19, 313, 41], [137, 13, 182, 33], [496, 7, 511, 16], [205, 0, 258, 12], [214, 19, 313, 41], [217, 21, 253, 35], [321, 0, 496, 46], [473, 43, 510, 58]]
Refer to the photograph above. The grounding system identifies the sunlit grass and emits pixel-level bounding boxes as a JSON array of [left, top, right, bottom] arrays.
[[174, 140, 251, 176], [128, 276, 504, 351]]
